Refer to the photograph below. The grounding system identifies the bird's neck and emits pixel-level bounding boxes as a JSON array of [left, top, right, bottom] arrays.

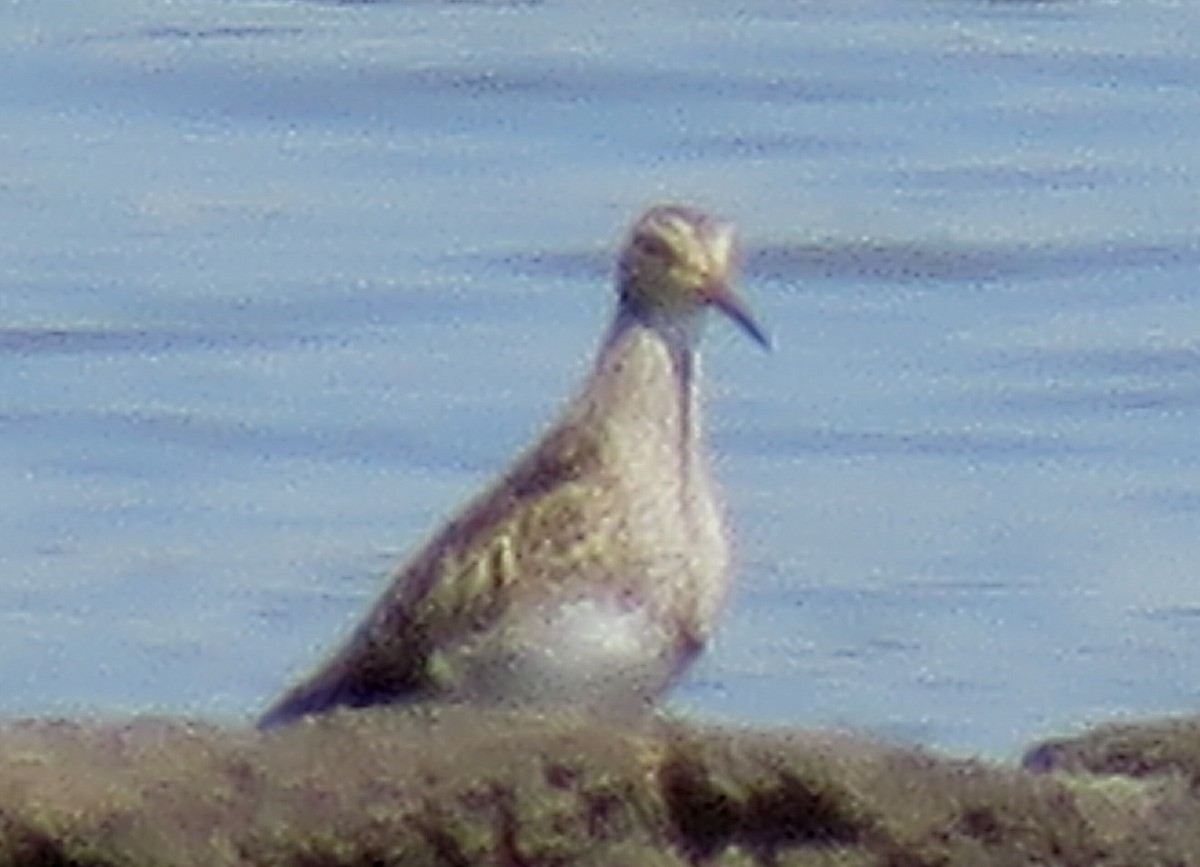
[[575, 306, 710, 504]]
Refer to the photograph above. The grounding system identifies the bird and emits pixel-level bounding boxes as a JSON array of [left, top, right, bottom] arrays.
[[258, 204, 767, 729]]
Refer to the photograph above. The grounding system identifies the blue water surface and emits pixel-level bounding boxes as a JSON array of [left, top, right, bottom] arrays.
[[4, 0, 1200, 758]]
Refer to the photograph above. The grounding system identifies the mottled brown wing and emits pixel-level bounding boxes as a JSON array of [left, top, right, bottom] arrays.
[[258, 417, 613, 727], [374, 417, 615, 675]]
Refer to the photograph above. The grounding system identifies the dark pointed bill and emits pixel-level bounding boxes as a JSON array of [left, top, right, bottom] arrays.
[[707, 282, 770, 349]]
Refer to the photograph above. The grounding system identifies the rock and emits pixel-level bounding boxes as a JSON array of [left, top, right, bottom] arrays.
[[1023, 716, 1200, 784], [2, 706, 1200, 865]]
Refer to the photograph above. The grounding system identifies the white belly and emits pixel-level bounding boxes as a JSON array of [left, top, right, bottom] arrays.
[[448, 593, 683, 711]]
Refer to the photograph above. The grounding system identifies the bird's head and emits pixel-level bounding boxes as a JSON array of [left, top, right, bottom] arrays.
[[617, 205, 768, 348]]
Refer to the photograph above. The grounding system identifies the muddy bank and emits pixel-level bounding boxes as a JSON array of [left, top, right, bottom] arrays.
[[1, 705, 1199, 866]]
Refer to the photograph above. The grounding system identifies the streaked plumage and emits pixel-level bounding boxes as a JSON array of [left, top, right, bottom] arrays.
[[258, 205, 766, 729]]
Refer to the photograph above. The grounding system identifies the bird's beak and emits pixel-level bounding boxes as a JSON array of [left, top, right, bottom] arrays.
[[706, 280, 770, 350]]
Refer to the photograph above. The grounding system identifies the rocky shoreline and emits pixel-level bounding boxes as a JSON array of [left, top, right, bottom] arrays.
[[2, 705, 1200, 865]]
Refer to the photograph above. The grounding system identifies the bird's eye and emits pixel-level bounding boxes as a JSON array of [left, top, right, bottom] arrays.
[[634, 234, 672, 260]]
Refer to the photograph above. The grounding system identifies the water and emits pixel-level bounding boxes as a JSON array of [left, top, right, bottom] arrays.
[[4, 0, 1200, 759]]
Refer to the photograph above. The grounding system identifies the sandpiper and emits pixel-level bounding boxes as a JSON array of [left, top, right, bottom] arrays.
[[259, 205, 767, 729]]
